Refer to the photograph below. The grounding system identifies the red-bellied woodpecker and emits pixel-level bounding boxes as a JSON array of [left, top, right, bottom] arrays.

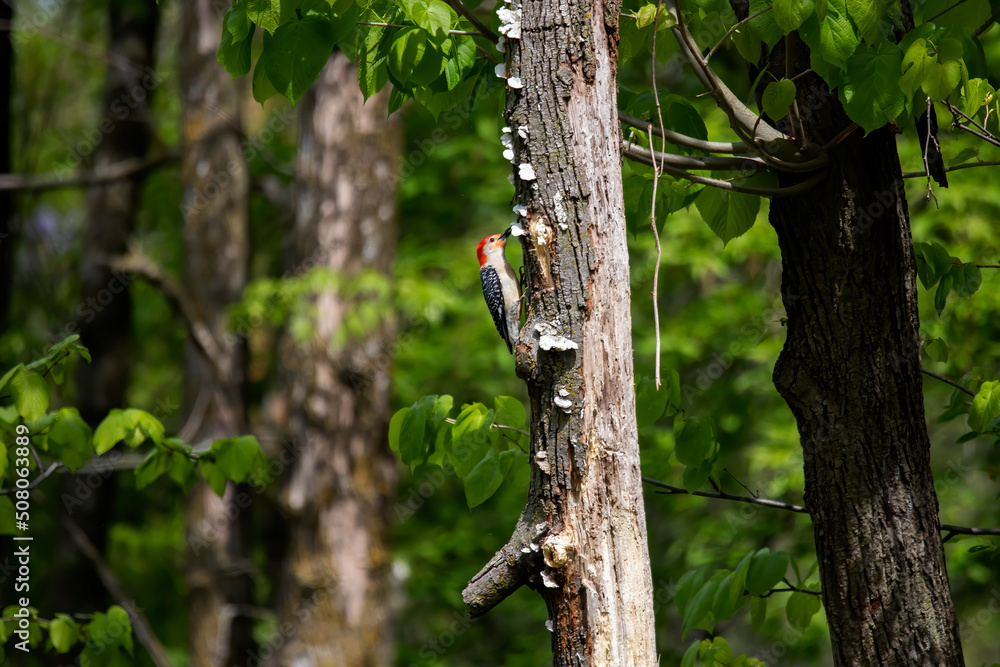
[[477, 227, 521, 354]]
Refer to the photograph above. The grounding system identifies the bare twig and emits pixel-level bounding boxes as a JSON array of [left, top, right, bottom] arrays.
[[922, 98, 940, 207], [63, 517, 175, 667], [0, 154, 178, 192], [356, 21, 482, 35], [926, 0, 971, 23], [623, 141, 766, 171], [901, 161, 1000, 178], [642, 477, 1000, 538], [971, 5, 1000, 38], [619, 110, 753, 154], [107, 253, 230, 381], [622, 142, 827, 197], [649, 0, 668, 390], [443, 0, 499, 43], [0, 462, 64, 495], [920, 369, 976, 397], [705, 6, 772, 62]]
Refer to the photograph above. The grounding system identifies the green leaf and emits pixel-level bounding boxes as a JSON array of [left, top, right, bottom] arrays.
[[0, 363, 24, 395], [681, 579, 719, 639], [695, 181, 760, 246], [399, 396, 436, 466], [388, 407, 408, 456], [969, 381, 1000, 432], [389, 27, 427, 83], [674, 415, 714, 466], [675, 570, 706, 617], [746, 548, 789, 595], [900, 38, 937, 98], [914, 241, 952, 289], [773, 0, 814, 33], [199, 462, 229, 497], [410, 0, 452, 42], [212, 435, 265, 484], [493, 395, 526, 431], [845, 0, 878, 42], [463, 447, 503, 508], [107, 605, 134, 656], [47, 408, 95, 472], [934, 272, 953, 315], [838, 43, 905, 133], [451, 402, 494, 478], [961, 78, 994, 116], [441, 35, 476, 90], [951, 263, 982, 298], [13, 371, 48, 421], [246, 0, 280, 33], [263, 15, 335, 103], [799, 0, 861, 70], [217, 25, 254, 78], [252, 58, 280, 104], [922, 58, 963, 101], [786, 591, 822, 629], [49, 615, 78, 654], [135, 449, 171, 489], [682, 461, 713, 492], [636, 376, 669, 428], [680, 640, 701, 667], [762, 78, 797, 120], [637, 3, 658, 28], [750, 594, 767, 630], [226, 1, 252, 40], [712, 573, 740, 621], [924, 338, 948, 363], [356, 25, 391, 99], [748, 0, 784, 46], [729, 550, 754, 608]]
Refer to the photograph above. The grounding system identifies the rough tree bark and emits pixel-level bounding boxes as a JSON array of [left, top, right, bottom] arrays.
[[178, 0, 254, 664], [267, 53, 399, 667], [461, 0, 658, 663], [51, 0, 159, 635], [768, 38, 964, 666]]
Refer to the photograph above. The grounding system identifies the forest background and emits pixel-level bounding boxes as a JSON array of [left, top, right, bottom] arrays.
[[0, 0, 999, 664]]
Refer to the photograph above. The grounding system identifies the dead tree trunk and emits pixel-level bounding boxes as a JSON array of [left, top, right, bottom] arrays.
[[267, 52, 400, 667], [768, 43, 964, 665], [178, 0, 254, 664], [461, 0, 658, 663]]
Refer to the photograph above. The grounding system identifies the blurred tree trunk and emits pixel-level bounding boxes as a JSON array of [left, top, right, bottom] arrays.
[[768, 42, 963, 665], [268, 53, 399, 667], [178, 0, 254, 665], [0, 0, 11, 333], [50, 0, 159, 641], [460, 0, 658, 662]]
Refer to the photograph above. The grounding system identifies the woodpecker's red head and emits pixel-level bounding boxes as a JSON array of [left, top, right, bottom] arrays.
[[476, 227, 512, 266]]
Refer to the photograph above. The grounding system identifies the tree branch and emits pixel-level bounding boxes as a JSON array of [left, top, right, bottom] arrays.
[[443, 0, 499, 43], [902, 161, 1000, 178], [107, 253, 231, 381], [623, 140, 767, 171], [971, 5, 1000, 38], [619, 110, 752, 155], [920, 368, 976, 397], [63, 517, 175, 667], [642, 477, 1000, 539], [0, 153, 178, 192], [0, 461, 63, 495], [621, 142, 827, 197], [705, 6, 772, 62], [462, 513, 545, 617]]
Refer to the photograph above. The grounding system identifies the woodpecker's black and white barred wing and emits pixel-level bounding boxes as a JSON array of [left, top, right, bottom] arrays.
[[480, 265, 513, 354]]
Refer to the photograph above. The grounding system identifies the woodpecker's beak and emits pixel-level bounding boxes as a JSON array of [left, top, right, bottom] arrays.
[[499, 227, 513, 241]]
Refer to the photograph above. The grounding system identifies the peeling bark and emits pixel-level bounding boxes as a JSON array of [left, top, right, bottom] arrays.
[[179, 0, 253, 664], [461, 0, 658, 663], [267, 53, 400, 667], [768, 44, 963, 666]]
